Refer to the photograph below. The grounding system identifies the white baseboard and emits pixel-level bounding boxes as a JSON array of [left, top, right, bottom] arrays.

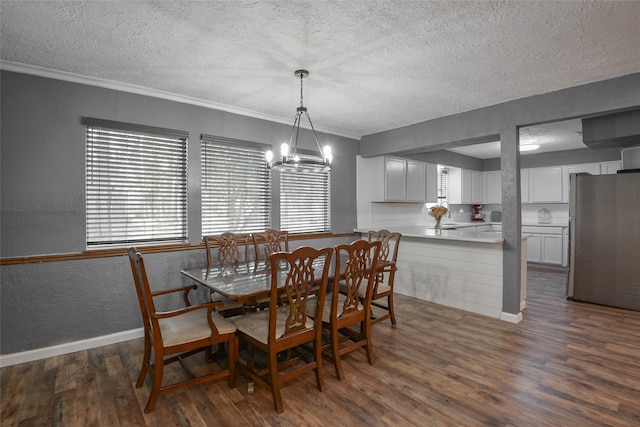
[[0, 328, 144, 368], [500, 311, 523, 323]]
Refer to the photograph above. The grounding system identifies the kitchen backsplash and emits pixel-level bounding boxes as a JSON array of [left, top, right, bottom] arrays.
[[522, 204, 569, 224], [367, 201, 569, 229]]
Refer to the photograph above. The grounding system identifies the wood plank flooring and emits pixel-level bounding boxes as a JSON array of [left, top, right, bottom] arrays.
[[3, 266, 640, 426]]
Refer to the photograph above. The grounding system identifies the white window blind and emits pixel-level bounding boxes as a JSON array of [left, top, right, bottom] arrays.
[[201, 135, 271, 234], [437, 166, 448, 201], [281, 160, 331, 233], [85, 118, 188, 247]]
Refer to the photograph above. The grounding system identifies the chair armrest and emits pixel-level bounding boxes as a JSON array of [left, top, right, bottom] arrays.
[[152, 301, 224, 319], [151, 284, 198, 306], [152, 301, 229, 338], [377, 261, 397, 272]]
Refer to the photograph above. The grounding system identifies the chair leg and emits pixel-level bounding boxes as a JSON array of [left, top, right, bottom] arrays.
[[363, 318, 374, 365], [268, 349, 284, 413], [388, 293, 397, 326], [227, 335, 237, 389], [330, 325, 344, 380], [145, 349, 164, 413], [136, 332, 151, 388], [314, 336, 325, 391]]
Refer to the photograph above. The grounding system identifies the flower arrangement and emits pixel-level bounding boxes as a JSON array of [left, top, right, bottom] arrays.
[[428, 205, 449, 220], [428, 205, 448, 234]]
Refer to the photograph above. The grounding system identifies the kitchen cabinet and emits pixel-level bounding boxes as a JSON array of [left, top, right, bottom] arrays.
[[526, 234, 541, 263], [483, 170, 501, 204], [522, 226, 564, 265], [541, 234, 563, 264], [562, 163, 600, 202], [448, 168, 482, 204], [383, 157, 426, 202], [528, 167, 563, 203], [384, 157, 407, 200], [601, 161, 622, 175], [406, 160, 426, 202], [357, 155, 428, 203], [425, 162, 438, 203]]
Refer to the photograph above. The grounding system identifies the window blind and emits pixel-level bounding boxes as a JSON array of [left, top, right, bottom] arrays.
[[437, 166, 448, 201], [85, 119, 188, 247], [201, 135, 271, 235], [280, 162, 331, 233]]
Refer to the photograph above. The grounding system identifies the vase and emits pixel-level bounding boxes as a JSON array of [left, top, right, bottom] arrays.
[[434, 217, 442, 235]]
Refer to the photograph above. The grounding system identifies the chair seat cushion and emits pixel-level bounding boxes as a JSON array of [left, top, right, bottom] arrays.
[[158, 309, 236, 347], [231, 306, 314, 345], [307, 292, 363, 323]]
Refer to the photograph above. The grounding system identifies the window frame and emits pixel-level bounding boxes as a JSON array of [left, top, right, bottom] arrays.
[[84, 118, 188, 248], [200, 134, 272, 235]]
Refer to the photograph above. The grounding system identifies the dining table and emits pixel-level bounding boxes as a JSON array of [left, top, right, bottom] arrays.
[[182, 254, 394, 304], [181, 257, 332, 306]]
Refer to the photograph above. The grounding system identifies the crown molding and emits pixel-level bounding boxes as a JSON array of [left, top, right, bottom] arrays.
[[0, 60, 359, 140]]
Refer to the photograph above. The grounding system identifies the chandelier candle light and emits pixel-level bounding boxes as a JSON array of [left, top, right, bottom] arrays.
[[429, 205, 449, 235], [265, 70, 332, 173]]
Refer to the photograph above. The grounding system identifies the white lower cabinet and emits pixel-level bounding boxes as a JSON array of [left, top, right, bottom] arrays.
[[541, 234, 563, 264], [526, 234, 541, 263], [523, 226, 565, 265]]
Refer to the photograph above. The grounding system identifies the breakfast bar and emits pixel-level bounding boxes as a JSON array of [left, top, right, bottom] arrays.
[[356, 226, 527, 322]]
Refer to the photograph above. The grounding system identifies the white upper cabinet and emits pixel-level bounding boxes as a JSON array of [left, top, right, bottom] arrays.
[[425, 163, 438, 203], [357, 155, 430, 203], [528, 166, 563, 203], [406, 160, 426, 202], [448, 168, 482, 204], [601, 161, 622, 175], [384, 157, 407, 201], [562, 163, 600, 202], [483, 170, 501, 204]]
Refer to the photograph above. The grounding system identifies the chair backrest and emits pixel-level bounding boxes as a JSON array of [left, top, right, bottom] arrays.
[[203, 232, 251, 267], [267, 246, 333, 341], [128, 247, 157, 338], [334, 239, 382, 316], [367, 229, 401, 265], [253, 229, 289, 262]]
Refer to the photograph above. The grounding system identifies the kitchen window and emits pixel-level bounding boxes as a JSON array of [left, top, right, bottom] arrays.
[[85, 118, 188, 247], [437, 165, 448, 203], [280, 155, 331, 233], [201, 135, 271, 235]]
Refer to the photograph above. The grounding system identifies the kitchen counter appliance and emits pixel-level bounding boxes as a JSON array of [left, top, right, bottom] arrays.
[[566, 172, 640, 311]]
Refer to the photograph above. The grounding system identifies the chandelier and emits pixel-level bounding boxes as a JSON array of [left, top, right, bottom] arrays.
[[265, 70, 332, 173]]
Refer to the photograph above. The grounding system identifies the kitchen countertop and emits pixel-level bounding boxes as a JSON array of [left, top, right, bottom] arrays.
[[354, 226, 504, 244]]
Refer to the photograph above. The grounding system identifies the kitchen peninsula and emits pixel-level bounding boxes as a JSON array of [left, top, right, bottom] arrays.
[[356, 226, 528, 323]]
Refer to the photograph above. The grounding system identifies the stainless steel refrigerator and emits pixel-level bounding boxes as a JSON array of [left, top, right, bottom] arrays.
[[566, 171, 640, 311]]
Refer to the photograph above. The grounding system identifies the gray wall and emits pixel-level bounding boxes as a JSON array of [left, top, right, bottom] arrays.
[[1, 71, 360, 258], [0, 71, 359, 355]]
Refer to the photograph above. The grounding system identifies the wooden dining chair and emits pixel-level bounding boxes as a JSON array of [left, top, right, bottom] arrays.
[[231, 246, 334, 413], [203, 232, 252, 317], [367, 229, 402, 326], [309, 239, 381, 380], [127, 248, 237, 413], [252, 229, 289, 262]]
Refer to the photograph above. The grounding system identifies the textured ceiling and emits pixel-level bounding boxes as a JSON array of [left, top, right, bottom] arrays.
[[2, 1, 640, 144]]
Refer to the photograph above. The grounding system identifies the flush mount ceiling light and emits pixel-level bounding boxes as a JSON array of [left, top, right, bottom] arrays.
[[265, 70, 332, 173], [519, 144, 540, 152]]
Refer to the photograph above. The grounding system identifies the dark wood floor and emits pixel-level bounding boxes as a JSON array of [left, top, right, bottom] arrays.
[[3, 266, 640, 426]]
